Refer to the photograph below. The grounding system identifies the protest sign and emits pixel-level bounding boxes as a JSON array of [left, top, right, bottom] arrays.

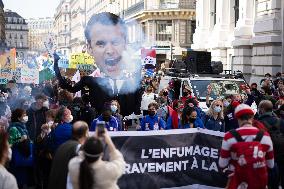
[[69, 52, 94, 69], [141, 48, 156, 69], [44, 32, 57, 57], [0, 77, 8, 84], [76, 64, 94, 71], [39, 68, 55, 83], [21, 68, 39, 84], [108, 129, 227, 189], [0, 48, 16, 70], [0, 68, 13, 80], [12, 68, 21, 83]]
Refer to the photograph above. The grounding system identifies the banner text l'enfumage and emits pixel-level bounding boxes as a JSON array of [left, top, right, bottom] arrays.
[[108, 129, 228, 189]]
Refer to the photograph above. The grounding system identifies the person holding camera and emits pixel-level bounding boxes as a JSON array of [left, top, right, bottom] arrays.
[[67, 128, 125, 189]]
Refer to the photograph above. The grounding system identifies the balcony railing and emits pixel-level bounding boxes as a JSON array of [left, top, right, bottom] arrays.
[[145, 0, 196, 11], [124, 0, 195, 18], [124, 1, 144, 18]]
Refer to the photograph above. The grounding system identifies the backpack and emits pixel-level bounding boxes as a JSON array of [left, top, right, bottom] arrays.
[[228, 130, 268, 189], [262, 119, 284, 162]]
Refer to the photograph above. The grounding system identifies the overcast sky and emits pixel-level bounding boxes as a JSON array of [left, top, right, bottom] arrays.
[[3, 0, 60, 19]]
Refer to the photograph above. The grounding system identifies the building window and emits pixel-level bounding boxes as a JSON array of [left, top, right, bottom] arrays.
[[64, 25, 67, 32], [9, 34, 12, 39], [64, 50, 67, 55], [64, 15, 67, 21], [65, 5, 68, 10], [160, 0, 179, 9], [14, 34, 17, 39], [234, 0, 239, 26], [20, 35, 23, 39], [156, 20, 172, 41]]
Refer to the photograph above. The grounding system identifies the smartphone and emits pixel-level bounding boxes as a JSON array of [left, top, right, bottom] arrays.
[[96, 121, 105, 137]]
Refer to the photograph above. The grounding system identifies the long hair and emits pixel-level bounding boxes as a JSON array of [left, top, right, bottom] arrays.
[[206, 99, 224, 120], [79, 137, 103, 189], [181, 106, 196, 127], [54, 106, 67, 123], [11, 108, 26, 123]]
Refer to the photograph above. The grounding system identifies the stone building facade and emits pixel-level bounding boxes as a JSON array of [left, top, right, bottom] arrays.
[[192, 0, 283, 83], [4, 10, 29, 57], [27, 17, 54, 53], [54, 0, 71, 56]]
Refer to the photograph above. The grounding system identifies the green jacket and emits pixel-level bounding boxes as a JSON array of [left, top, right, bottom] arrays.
[[8, 122, 29, 146]]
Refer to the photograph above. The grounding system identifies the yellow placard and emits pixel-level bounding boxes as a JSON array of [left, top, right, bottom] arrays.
[[69, 52, 95, 69], [0, 48, 16, 70]]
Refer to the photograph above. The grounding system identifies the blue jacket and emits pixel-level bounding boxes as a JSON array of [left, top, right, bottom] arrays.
[[166, 116, 181, 130], [90, 115, 119, 131], [203, 115, 225, 132], [195, 107, 206, 120], [179, 118, 204, 129], [50, 122, 72, 153], [140, 114, 166, 131]]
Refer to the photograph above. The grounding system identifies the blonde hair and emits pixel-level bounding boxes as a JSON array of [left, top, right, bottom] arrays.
[[206, 99, 224, 120]]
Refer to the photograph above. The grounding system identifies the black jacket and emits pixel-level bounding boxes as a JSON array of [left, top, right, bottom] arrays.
[[48, 139, 80, 189], [26, 103, 48, 141], [54, 55, 143, 117]]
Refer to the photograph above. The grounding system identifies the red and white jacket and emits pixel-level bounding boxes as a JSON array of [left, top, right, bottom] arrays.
[[219, 125, 274, 169]]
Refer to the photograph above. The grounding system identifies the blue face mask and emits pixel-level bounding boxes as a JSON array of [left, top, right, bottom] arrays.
[[214, 106, 222, 113], [111, 105, 118, 113]]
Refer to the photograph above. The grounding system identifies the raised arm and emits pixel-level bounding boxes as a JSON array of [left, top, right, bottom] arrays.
[[53, 53, 85, 93]]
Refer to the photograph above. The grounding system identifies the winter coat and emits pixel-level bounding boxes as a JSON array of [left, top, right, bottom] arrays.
[[26, 103, 48, 141], [203, 115, 225, 132]]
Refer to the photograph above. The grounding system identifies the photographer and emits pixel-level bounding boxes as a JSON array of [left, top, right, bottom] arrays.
[[67, 128, 125, 189]]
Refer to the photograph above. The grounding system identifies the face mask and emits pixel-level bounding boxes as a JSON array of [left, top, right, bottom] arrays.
[[21, 116, 28, 123], [23, 104, 30, 110], [111, 105, 118, 113], [214, 106, 222, 113], [182, 92, 189, 97], [223, 101, 230, 107], [189, 118, 196, 123], [43, 101, 49, 108], [8, 147, 12, 161], [47, 121, 54, 127], [66, 115, 73, 123], [148, 111, 156, 116]]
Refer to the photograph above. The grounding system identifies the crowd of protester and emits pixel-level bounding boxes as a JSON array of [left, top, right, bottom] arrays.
[[0, 71, 283, 189]]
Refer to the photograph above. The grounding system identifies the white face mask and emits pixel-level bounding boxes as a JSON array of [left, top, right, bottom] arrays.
[[43, 101, 49, 108], [47, 121, 54, 127], [66, 115, 73, 123], [22, 116, 28, 123], [110, 105, 118, 113], [0, 96, 6, 102], [8, 147, 12, 161]]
